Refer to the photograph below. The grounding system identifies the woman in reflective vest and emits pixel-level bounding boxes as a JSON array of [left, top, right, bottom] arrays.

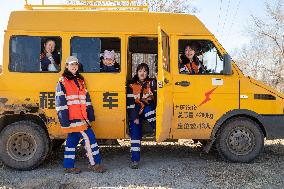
[[126, 63, 156, 169], [55, 56, 106, 174]]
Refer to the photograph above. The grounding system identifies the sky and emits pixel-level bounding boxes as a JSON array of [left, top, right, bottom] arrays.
[[0, 0, 268, 65]]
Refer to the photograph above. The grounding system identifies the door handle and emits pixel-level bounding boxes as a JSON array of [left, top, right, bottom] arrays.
[[175, 81, 190, 87]]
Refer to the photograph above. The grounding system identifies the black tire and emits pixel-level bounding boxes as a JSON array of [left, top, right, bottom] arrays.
[[0, 120, 50, 170], [216, 117, 264, 163]]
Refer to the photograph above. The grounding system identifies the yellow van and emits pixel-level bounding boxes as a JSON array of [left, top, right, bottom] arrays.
[[0, 2, 284, 170]]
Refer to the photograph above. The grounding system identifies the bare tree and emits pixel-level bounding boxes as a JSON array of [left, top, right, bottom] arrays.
[[66, 0, 197, 13], [234, 0, 284, 92], [135, 0, 197, 13]]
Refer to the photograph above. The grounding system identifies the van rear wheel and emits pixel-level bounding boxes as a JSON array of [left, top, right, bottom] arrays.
[[216, 117, 264, 163], [0, 120, 50, 170]]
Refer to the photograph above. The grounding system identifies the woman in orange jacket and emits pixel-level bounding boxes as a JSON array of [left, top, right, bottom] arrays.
[[55, 56, 106, 174], [126, 63, 156, 169]]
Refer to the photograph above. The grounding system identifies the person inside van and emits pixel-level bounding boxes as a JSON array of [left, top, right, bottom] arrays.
[[100, 50, 119, 72], [55, 56, 106, 174], [40, 39, 60, 71], [179, 43, 204, 74], [126, 63, 156, 169]]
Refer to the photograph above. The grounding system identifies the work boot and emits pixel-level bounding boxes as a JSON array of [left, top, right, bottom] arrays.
[[64, 168, 81, 174], [130, 161, 139, 169], [89, 164, 107, 173]]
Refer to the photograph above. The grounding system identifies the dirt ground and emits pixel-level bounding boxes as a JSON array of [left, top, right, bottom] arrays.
[[0, 139, 284, 189]]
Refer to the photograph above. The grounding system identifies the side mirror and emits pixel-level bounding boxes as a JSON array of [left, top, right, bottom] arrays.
[[223, 54, 232, 75]]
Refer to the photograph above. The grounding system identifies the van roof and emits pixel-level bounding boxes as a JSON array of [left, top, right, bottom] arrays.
[[7, 11, 211, 35]]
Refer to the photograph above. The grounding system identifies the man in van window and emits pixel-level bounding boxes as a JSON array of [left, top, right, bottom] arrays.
[[100, 50, 119, 72], [40, 39, 60, 71]]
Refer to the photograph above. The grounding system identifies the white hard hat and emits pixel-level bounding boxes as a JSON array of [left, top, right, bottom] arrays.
[[65, 56, 79, 64]]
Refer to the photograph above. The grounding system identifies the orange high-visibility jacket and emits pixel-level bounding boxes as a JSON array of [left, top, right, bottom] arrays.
[[56, 77, 95, 133]]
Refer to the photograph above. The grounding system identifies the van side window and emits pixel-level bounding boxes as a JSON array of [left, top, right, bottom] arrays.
[[9, 36, 61, 73], [71, 37, 121, 73], [178, 40, 223, 75], [162, 33, 170, 72]]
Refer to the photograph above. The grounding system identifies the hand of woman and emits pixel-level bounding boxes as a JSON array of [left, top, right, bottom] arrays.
[[134, 118, 139, 124], [142, 98, 149, 104], [147, 96, 154, 101], [46, 52, 52, 57]]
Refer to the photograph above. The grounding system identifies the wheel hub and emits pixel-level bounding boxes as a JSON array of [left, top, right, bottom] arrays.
[[227, 127, 254, 156], [7, 132, 37, 161]]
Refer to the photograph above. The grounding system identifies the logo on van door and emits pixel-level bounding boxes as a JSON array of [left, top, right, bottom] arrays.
[[199, 87, 218, 107], [39, 92, 56, 109], [103, 92, 118, 109]]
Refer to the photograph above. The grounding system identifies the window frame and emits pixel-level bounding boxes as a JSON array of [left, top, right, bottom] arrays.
[[70, 36, 122, 74], [8, 35, 62, 73]]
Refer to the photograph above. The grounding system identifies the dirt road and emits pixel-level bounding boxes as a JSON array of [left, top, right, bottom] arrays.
[[0, 139, 284, 189]]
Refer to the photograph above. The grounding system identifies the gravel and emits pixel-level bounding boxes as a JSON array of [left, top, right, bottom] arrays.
[[0, 139, 283, 189]]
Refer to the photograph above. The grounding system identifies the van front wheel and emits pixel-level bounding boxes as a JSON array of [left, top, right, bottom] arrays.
[[216, 118, 264, 163], [0, 120, 50, 170]]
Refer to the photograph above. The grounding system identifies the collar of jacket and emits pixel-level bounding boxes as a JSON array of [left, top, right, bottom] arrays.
[[62, 69, 84, 80]]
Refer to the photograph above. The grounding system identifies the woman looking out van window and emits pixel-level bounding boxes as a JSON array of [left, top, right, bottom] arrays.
[[40, 39, 60, 71], [179, 43, 204, 74]]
